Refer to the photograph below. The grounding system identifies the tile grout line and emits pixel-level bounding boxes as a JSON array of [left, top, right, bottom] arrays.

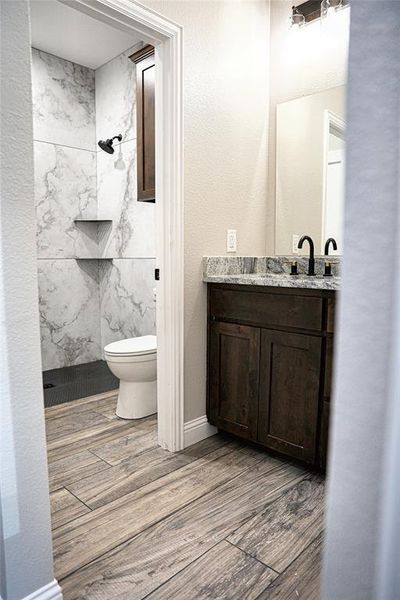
[[33, 137, 137, 154], [58, 450, 265, 581], [252, 532, 325, 600], [86, 448, 116, 466], [59, 463, 304, 593], [267, 530, 324, 581], [37, 257, 157, 261], [224, 538, 281, 575], [60, 486, 94, 515], [50, 488, 92, 532], [66, 435, 233, 510], [140, 538, 227, 600], [46, 421, 135, 461], [47, 418, 151, 452]]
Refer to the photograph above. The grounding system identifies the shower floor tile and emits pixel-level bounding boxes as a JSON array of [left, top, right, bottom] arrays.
[[43, 360, 119, 408]]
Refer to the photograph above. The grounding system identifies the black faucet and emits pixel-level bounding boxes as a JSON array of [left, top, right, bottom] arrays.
[[298, 235, 315, 276], [324, 237, 338, 255]]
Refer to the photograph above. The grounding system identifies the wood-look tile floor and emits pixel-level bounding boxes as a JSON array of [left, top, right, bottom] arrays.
[[46, 391, 325, 600]]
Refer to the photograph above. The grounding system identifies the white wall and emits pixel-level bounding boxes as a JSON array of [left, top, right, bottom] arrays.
[[0, 2, 57, 599], [139, 0, 270, 422], [268, 0, 349, 253]]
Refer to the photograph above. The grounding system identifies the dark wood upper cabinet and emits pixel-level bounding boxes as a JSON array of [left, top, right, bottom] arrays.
[[130, 45, 155, 203], [258, 329, 322, 464], [209, 321, 260, 441]]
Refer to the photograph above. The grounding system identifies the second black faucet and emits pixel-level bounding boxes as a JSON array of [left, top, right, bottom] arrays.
[[298, 235, 315, 276]]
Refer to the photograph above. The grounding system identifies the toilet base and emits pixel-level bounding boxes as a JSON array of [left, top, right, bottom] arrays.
[[116, 379, 157, 419]]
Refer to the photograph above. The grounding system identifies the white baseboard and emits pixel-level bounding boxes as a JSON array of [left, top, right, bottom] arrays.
[[23, 580, 62, 600], [184, 415, 217, 447]]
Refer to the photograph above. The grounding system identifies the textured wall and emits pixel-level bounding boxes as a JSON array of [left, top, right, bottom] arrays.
[[33, 1, 270, 420], [0, 2, 55, 598], [268, 0, 349, 253], [138, 0, 270, 422]]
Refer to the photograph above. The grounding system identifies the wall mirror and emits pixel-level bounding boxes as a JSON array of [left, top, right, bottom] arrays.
[[275, 84, 346, 255]]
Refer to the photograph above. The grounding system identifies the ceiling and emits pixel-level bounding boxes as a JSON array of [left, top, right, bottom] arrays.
[[29, 0, 143, 69]]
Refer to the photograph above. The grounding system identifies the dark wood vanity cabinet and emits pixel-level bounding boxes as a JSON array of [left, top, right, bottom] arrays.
[[207, 284, 335, 470], [209, 322, 260, 440], [130, 45, 155, 203], [258, 329, 322, 464]]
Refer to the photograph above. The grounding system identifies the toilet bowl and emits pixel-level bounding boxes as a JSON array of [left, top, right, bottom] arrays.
[[104, 335, 157, 419]]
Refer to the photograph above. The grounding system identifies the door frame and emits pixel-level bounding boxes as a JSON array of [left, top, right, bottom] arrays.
[[64, 0, 185, 451], [321, 109, 345, 254]]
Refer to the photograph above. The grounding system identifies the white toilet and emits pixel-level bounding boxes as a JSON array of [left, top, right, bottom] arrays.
[[104, 335, 157, 419]]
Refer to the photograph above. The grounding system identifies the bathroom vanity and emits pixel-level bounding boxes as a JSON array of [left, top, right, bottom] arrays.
[[204, 78, 345, 472], [204, 258, 339, 471]]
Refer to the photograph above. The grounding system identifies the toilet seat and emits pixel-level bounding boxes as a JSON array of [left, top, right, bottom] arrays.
[[104, 335, 156, 357]]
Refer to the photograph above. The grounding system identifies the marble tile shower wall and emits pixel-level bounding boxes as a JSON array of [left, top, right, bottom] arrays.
[[32, 47, 156, 371], [32, 48, 101, 370], [95, 44, 156, 349]]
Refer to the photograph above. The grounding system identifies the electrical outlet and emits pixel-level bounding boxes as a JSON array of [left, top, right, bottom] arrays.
[[292, 234, 300, 254], [227, 229, 237, 253]]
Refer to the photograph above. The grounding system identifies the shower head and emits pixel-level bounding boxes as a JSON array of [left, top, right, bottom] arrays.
[[98, 134, 122, 154]]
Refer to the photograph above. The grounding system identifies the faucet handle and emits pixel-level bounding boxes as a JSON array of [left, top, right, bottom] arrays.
[[324, 261, 332, 277], [290, 261, 298, 276]]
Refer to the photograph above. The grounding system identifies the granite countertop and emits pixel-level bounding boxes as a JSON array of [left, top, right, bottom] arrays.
[[203, 256, 340, 291]]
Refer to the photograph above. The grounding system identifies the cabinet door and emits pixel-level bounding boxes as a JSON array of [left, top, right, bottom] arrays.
[[130, 46, 155, 202], [258, 330, 322, 463], [209, 322, 260, 440]]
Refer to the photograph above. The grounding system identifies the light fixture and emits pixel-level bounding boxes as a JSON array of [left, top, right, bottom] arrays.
[[290, 5, 305, 28], [290, 0, 349, 27], [320, 0, 333, 19], [321, 0, 344, 18], [332, 0, 346, 11]]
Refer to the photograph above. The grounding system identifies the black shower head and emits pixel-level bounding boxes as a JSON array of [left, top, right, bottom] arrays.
[[98, 134, 122, 154]]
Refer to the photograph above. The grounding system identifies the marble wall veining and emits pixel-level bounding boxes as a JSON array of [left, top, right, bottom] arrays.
[[32, 48, 100, 370], [96, 140, 155, 259], [32, 45, 156, 371], [32, 48, 96, 150], [34, 141, 97, 259], [95, 44, 156, 351], [99, 259, 156, 348], [38, 260, 101, 370], [95, 46, 137, 144], [95, 44, 155, 262]]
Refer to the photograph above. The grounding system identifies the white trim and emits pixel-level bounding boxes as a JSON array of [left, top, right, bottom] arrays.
[[184, 416, 217, 448], [22, 580, 62, 600], [321, 109, 346, 253], [69, 0, 185, 451]]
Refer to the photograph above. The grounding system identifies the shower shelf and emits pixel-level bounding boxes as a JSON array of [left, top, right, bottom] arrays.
[[73, 220, 113, 260], [73, 219, 112, 224]]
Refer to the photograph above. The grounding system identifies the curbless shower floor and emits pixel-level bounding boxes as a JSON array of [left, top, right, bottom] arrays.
[[43, 360, 119, 408]]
